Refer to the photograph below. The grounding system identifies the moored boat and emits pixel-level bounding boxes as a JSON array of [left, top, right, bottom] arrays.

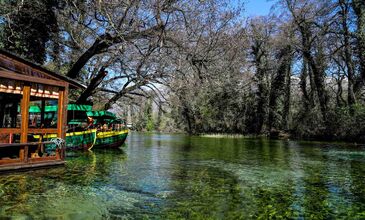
[[29, 104, 97, 150], [87, 110, 128, 148], [30, 104, 97, 150], [31, 106, 128, 149], [34, 129, 97, 150], [94, 129, 128, 148]]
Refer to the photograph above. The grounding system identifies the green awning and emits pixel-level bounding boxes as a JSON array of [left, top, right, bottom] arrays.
[[68, 104, 92, 111], [87, 111, 116, 119], [47, 104, 92, 112], [29, 104, 92, 113], [68, 118, 87, 125], [29, 105, 41, 113], [45, 106, 57, 112]]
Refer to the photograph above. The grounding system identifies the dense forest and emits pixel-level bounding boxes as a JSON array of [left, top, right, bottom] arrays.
[[1, 0, 365, 141]]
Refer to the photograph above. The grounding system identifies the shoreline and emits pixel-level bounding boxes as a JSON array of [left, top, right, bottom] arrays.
[[130, 130, 365, 144]]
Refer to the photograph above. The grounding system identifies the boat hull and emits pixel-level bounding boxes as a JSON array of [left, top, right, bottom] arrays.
[[93, 130, 128, 148], [34, 129, 97, 150]]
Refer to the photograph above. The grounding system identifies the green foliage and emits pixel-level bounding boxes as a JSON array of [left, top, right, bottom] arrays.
[[156, 111, 179, 132], [282, 104, 365, 141], [131, 98, 156, 132], [144, 100, 154, 132], [146, 114, 154, 132], [293, 106, 326, 138], [1, 0, 59, 64], [170, 76, 257, 135], [326, 105, 365, 141]]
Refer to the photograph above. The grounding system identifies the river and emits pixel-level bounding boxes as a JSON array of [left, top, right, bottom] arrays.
[[0, 132, 365, 219]]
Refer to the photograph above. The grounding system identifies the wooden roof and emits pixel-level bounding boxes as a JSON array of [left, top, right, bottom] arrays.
[[0, 49, 86, 89]]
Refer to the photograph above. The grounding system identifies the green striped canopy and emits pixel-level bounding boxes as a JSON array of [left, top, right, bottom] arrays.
[[67, 104, 92, 111], [68, 119, 87, 125], [86, 111, 116, 119], [29, 104, 92, 113], [29, 105, 41, 113]]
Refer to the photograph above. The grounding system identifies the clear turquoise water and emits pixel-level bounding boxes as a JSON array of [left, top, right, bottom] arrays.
[[1, 132, 365, 219]]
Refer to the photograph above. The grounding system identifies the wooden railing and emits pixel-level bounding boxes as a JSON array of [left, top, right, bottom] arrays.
[[0, 140, 65, 166], [0, 128, 58, 134], [0, 141, 53, 148]]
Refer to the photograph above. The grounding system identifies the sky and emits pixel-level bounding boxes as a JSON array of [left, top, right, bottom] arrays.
[[244, 0, 275, 17]]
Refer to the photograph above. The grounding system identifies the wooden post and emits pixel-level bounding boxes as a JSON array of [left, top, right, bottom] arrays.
[[20, 85, 30, 162], [40, 99, 45, 127], [62, 87, 68, 159], [56, 87, 68, 159]]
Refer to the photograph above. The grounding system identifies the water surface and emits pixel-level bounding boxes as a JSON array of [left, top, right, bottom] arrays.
[[1, 133, 365, 219]]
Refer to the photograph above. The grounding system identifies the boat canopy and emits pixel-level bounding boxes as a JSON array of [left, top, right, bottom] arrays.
[[68, 104, 92, 111], [86, 110, 116, 119], [29, 105, 123, 126], [29, 104, 92, 113], [29, 105, 41, 113], [85, 111, 127, 126], [68, 118, 88, 125]]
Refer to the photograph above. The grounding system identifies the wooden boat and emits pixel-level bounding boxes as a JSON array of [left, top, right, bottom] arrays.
[[94, 130, 128, 148], [34, 129, 97, 150], [87, 111, 128, 148], [30, 104, 97, 150], [31, 106, 128, 149], [0, 50, 85, 171]]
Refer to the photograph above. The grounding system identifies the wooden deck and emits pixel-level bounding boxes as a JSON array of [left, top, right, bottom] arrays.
[[0, 160, 65, 172]]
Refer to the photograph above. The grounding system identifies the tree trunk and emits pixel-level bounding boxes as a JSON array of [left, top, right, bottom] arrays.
[[66, 25, 164, 79], [282, 61, 291, 130], [308, 53, 328, 121], [336, 77, 346, 107], [340, 0, 356, 106], [353, 0, 365, 92], [67, 34, 113, 78], [301, 30, 328, 121], [268, 45, 293, 131], [76, 68, 108, 104], [300, 57, 310, 109], [104, 81, 147, 110]]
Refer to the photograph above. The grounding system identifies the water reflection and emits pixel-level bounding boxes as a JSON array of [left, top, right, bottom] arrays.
[[0, 133, 365, 218]]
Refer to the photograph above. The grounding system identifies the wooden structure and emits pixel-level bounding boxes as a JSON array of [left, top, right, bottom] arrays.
[[0, 50, 84, 171]]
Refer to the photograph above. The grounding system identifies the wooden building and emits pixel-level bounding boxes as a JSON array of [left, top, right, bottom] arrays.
[[0, 50, 85, 171]]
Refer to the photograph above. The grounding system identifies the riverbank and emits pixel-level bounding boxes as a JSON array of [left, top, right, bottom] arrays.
[[138, 129, 365, 144]]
